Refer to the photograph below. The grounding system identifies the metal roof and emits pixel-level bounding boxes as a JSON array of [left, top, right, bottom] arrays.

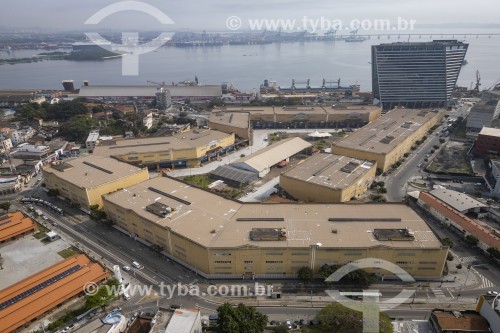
[[210, 165, 258, 184], [429, 189, 488, 212], [79, 85, 222, 98], [232, 137, 312, 173]]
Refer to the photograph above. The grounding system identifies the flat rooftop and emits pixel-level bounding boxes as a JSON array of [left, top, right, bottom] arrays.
[[93, 129, 232, 156], [42, 155, 146, 189], [282, 154, 375, 190], [478, 126, 500, 137], [208, 112, 250, 129], [431, 310, 490, 332], [219, 105, 379, 116], [333, 108, 443, 154], [103, 177, 442, 249]]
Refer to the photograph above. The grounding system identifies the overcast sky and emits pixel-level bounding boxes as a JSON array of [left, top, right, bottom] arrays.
[[1, 0, 500, 32]]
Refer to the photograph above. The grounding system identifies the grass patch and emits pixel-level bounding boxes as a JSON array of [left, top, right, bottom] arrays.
[[58, 246, 80, 258], [426, 143, 473, 175], [33, 224, 50, 239], [183, 174, 212, 189]]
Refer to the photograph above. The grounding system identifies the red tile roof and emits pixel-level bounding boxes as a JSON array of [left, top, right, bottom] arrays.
[[0, 211, 36, 243], [420, 192, 500, 250]]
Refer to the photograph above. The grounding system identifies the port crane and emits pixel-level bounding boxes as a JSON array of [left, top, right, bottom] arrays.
[[291, 79, 311, 90], [474, 70, 481, 93], [322, 78, 342, 89]]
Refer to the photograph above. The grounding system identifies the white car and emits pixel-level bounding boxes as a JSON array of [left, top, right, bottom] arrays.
[[285, 319, 292, 330], [41, 215, 48, 220], [37, 177, 42, 181], [122, 265, 131, 272], [487, 290, 499, 296], [131, 261, 141, 269]]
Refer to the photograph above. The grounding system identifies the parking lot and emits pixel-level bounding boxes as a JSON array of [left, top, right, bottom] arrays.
[[0, 231, 69, 289]]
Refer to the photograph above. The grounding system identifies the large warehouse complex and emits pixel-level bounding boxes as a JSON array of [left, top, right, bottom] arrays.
[[42, 155, 149, 209], [213, 105, 381, 129], [332, 108, 445, 172], [280, 154, 376, 203], [103, 176, 448, 280], [78, 84, 222, 103], [92, 129, 235, 169], [0, 254, 108, 333]]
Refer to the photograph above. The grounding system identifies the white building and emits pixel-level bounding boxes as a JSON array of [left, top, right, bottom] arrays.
[[1, 138, 13, 153], [0, 176, 22, 194], [156, 88, 172, 110], [487, 160, 500, 197], [143, 111, 153, 129], [477, 295, 500, 333], [166, 309, 202, 333], [86, 131, 99, 152]]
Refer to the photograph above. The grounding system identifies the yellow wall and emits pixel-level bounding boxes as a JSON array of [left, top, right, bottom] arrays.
[[43, 167, 149, 209], [103, 197, 447, 279], [207, 122, 251, 140], [112, 134, 235, 168], [280, 163, 376, 203], [332, 111, 444, 172]]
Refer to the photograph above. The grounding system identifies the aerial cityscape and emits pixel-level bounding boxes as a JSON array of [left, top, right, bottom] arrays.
[[1, 1, 500, 333]]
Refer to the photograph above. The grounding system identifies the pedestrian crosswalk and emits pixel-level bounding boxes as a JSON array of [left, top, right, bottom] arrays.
[[432, 288, 446, 298], [459, 256, 482, 264], [478, 273, 495, 289]]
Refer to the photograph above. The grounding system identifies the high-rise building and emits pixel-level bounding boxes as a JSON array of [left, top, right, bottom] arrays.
[[372, 40, 468, 110]]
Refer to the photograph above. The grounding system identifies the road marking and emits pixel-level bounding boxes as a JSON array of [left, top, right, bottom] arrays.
[[447, 288, 454, 298], [432, 289, 446, 298]]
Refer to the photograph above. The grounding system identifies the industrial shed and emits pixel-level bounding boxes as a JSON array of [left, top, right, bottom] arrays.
[[231, 137, 312, 177], [210, 165, 258, 188]]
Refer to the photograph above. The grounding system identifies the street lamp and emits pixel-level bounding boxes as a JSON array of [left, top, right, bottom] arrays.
[[457, 263, 488, 300]]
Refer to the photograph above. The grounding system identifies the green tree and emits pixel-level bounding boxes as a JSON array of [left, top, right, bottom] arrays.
[[465, 235, 479, 247], [317, 303, 392, 333], [271, 326, 288, 333], [319, 264, 377, 286], [216, 303, 268, 333], [0, 202, 10, 210], [297, 267, 314, 283], [442, 238, 454, 248], [58, 115, 97, 143], [487, 247, 500, 260]]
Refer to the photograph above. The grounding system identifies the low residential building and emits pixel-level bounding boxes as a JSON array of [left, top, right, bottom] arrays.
[[143, 111, 153, 129], [474, 126, 500, 157], [231, 137, 311, 177], [0, 138, 13, 153], [429, 309, 490, 333], [332, 108, 445, 172], [0, 254, 108, 333], [216, 105, 381, 129], [476, 295, 500, 333], [166, 309, 202, 333], [418, 191, 500, 253], [42, 155, 149, 209], [92, 129, 235, 169], [102, 176, 449, 280], [9, 143, 58, 171], [208, 111, 251, 140], [73, 311, 127, 333], [0, 211, 36, 244], [280, 154, 376, 203]]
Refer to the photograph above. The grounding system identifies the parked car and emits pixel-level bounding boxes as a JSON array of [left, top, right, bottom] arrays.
[[487, 291, 499, 296], [286, 319, 292, 330]]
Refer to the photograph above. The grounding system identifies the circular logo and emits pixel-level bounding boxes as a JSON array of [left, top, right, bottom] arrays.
[[226, 16, 242, 31], [83, 282, 99, 296]]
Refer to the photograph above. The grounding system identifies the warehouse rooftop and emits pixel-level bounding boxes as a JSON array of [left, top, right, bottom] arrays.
[[79, 85, 222, 97], [333, 108, 444, 154], [93, 129, 232, 156], [478, 126, 500, 137], [103, 177, 442, 249], [282, 153, 375, 190], [42, 156, 147, 189], [218, 105, 379, 116], [208, 111, 250, 129]]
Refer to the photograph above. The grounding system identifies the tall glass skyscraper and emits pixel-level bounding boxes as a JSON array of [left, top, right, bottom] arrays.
[[372, 40, 468, 110]]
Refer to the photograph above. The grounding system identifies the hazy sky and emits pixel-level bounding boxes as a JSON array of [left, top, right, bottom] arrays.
[[1, 0, 500, 31]]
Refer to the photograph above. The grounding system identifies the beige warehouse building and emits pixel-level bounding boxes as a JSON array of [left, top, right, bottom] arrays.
[[332, 108, 445, 172], [208, 112, 251, 141], [92, 129, 235, 169], [42, 156, 149, 209], [280, 153, 376, 203], [103, 177, 448, 280], [215, 105, 381, 129]]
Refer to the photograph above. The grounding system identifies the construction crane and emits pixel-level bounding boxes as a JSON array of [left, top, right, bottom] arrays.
[[474, 70, 481, 93]]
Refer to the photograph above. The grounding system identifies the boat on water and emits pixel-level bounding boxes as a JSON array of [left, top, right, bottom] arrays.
[[344, 36, 368, 42]]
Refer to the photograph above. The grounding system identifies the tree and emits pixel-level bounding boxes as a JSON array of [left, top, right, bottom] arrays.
[[271, 326, 288, 333], [58, 115, 97, 143], [442, 238, 454, 248], [319, 264, 377, 286], [0, 202, 10, 211], [317, 303, 392, 333], [216, 303, 268, 333], [297, 267, 314, 283], [47, 189, 60, 197], [465, 235, 479, 247], [487, 247, 500, 260]]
